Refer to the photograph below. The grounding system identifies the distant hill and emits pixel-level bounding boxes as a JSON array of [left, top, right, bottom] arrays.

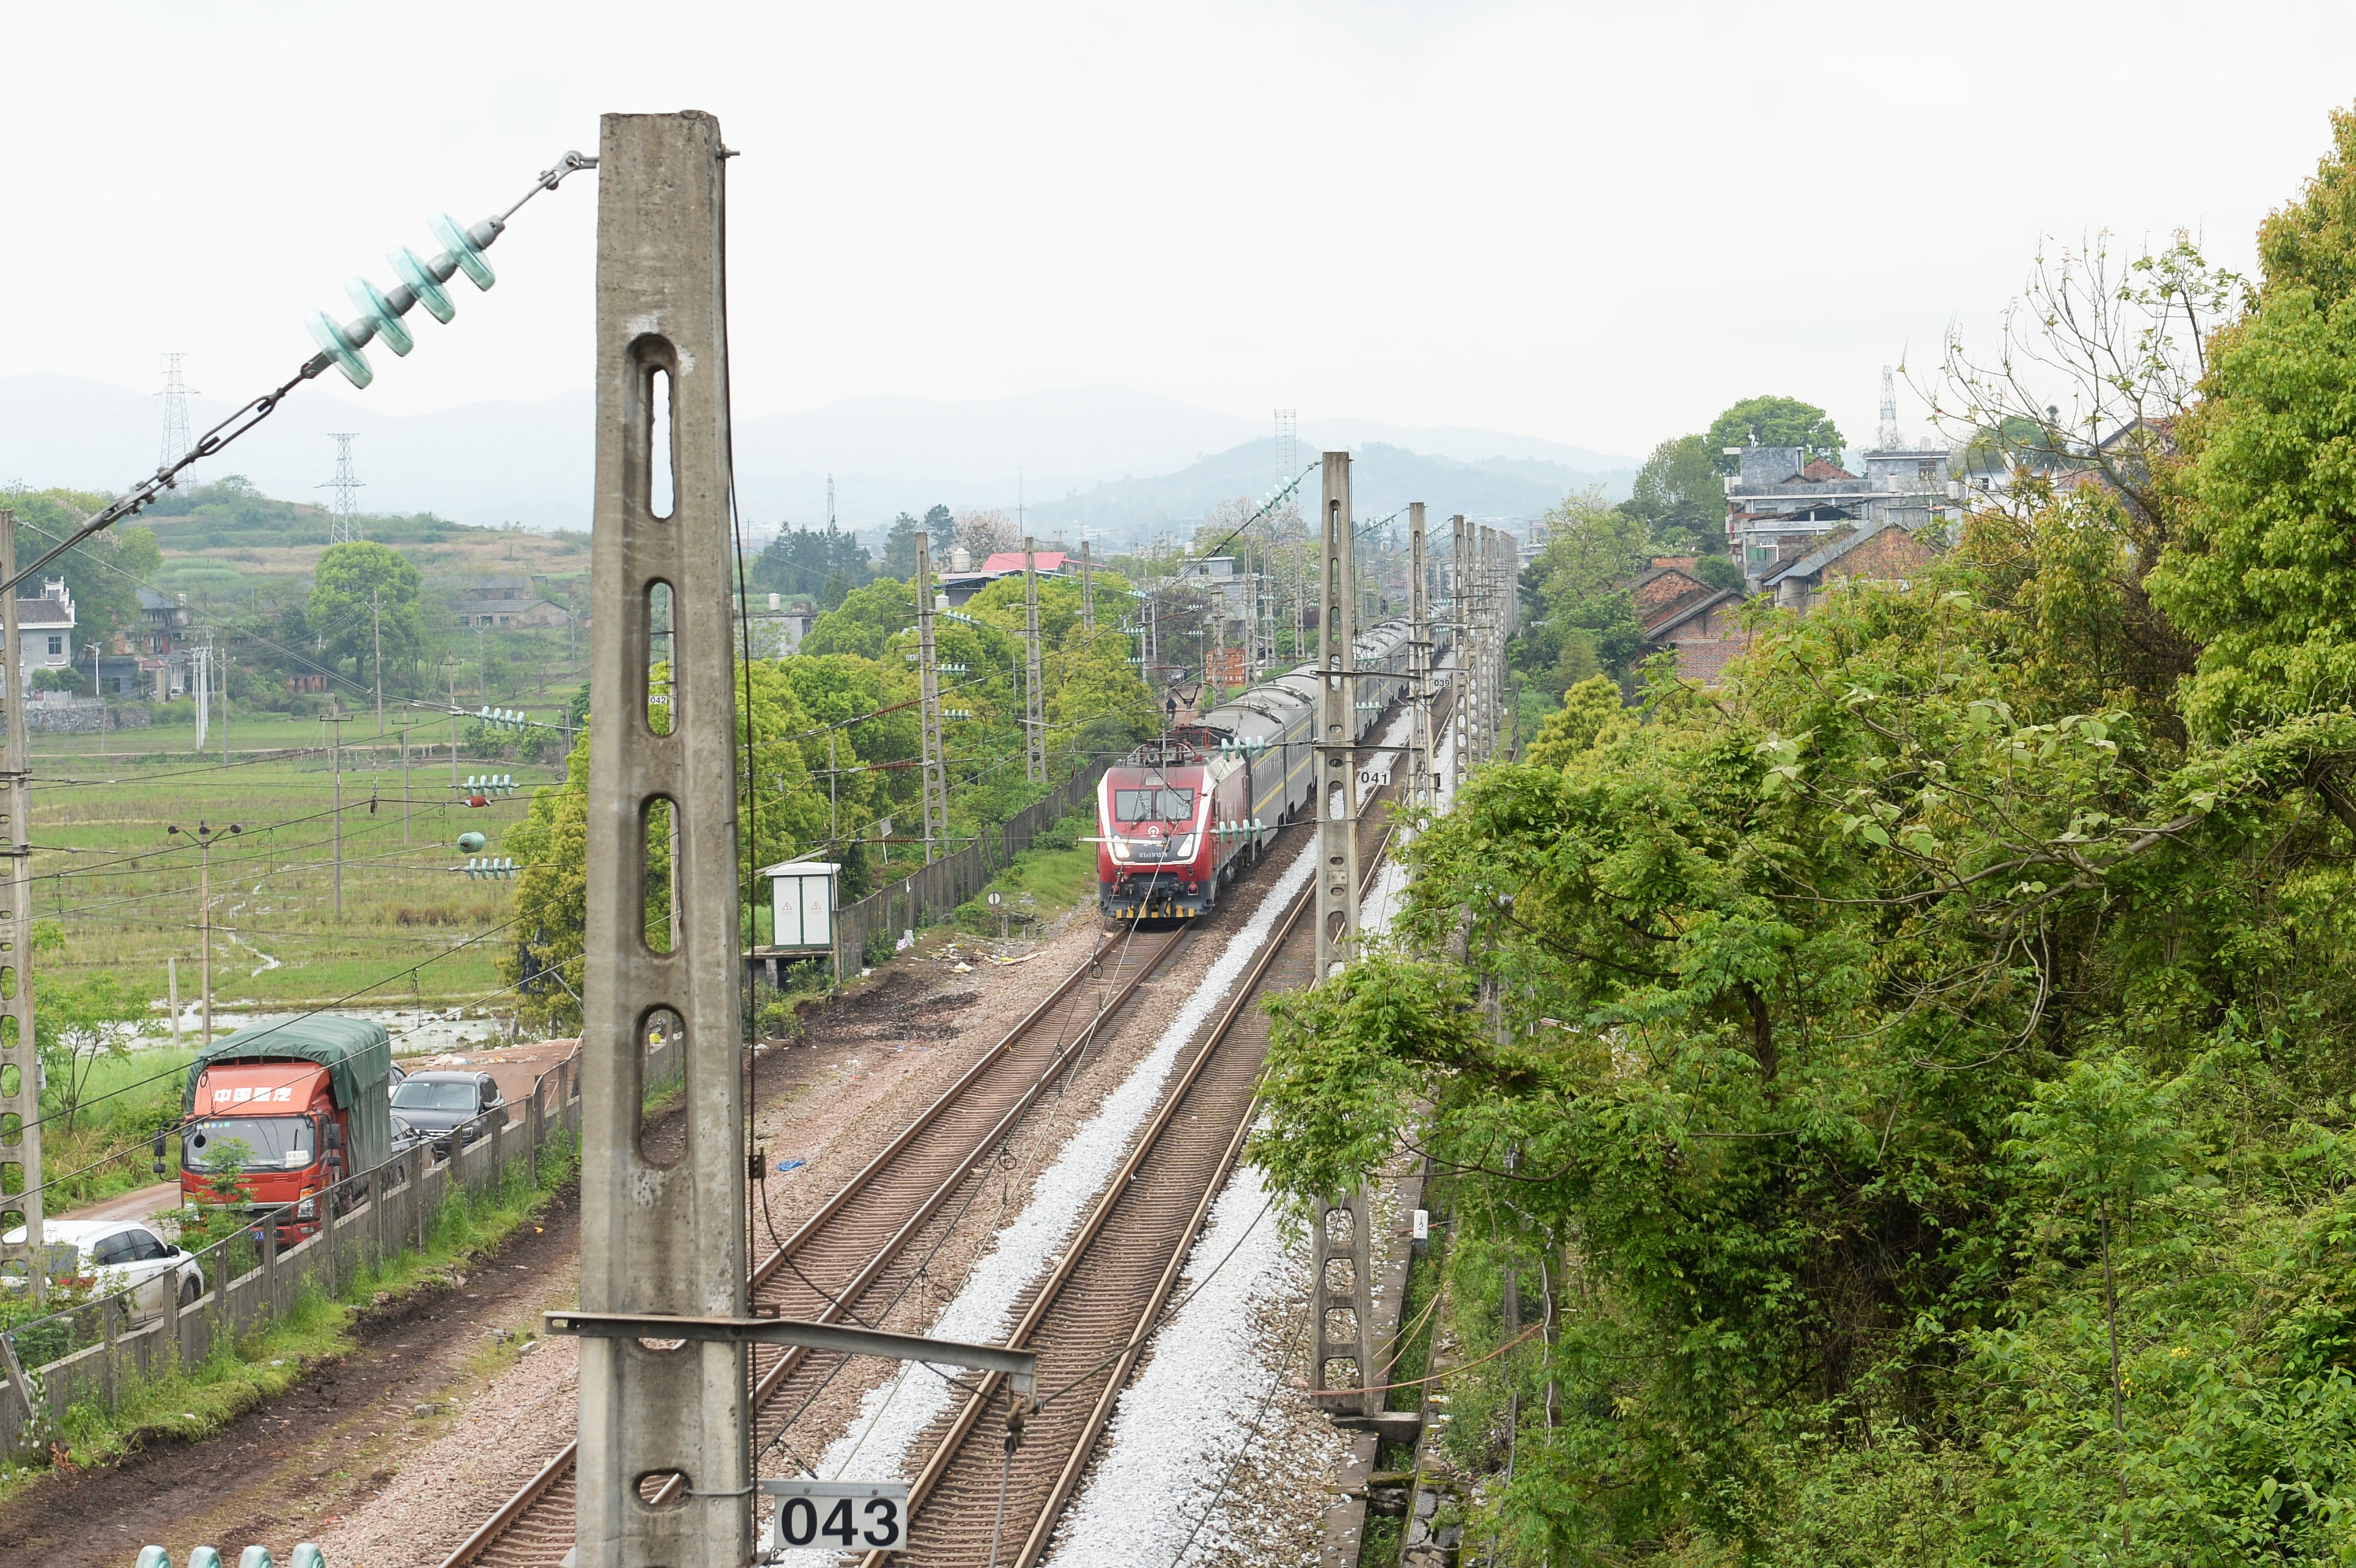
[[0, 374, 1635, 538], [1028, 439, 1634, 543]]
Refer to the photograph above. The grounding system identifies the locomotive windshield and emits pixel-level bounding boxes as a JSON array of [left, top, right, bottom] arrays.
[[1114, 787, 1196, 822]]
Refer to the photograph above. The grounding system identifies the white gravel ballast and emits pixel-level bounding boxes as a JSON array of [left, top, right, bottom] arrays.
[[773, 833, 1319, 1563]]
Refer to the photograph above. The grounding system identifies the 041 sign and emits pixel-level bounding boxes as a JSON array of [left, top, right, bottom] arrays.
[[761, 1478, 909, 1554]]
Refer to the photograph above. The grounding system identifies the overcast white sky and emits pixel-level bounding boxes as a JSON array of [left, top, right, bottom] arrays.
[[8, 1, 2356, 463]]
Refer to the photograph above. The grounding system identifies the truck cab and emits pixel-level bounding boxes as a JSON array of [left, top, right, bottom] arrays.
[[179, 1016, 391, 1247]]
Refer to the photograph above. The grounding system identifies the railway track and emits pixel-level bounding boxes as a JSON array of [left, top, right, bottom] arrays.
[[444, 685, 1449, 1568], [857, 757, 1418, 1568], [446, 923, 1197, 1568]]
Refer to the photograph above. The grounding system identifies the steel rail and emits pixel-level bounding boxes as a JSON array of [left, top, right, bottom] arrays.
[[860, 757, 1421, 1567], [441, 925, 1190, 1568], [1014, 820, 1403, 1567]]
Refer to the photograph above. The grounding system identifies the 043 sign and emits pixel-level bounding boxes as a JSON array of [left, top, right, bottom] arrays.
[[761, 1479, 909, 1554]]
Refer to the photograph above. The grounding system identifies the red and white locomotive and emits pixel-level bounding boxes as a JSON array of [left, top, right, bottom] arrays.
[[1097, 617, 1422, 920]]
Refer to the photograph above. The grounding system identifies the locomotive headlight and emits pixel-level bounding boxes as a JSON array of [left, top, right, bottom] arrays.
[[1109, 837, 1132, 862], [1172, 834, 1198, 859]]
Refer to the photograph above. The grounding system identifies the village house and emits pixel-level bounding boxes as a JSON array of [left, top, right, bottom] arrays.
[[1723, 441, 1956, 588], [451, 574, 575, 630], [14, 579, 73, 674]]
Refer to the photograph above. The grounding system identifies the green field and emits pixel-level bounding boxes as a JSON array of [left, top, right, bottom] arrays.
[[25, 715, 569, 1018]]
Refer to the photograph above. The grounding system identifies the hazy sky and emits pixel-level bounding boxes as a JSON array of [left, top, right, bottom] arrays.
[[8, 1, 2356, 463]]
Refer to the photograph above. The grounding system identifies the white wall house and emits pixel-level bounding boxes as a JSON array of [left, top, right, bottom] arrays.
[[17, 579, 73, 670]]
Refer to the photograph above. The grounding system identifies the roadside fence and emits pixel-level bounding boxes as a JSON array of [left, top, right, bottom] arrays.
[[830, 756, 1110, 977], [0, 1029, 687, 1458]]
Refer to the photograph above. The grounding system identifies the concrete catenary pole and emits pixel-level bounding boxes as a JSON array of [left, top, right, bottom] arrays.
[[0, 513, 44, 1299], [1450, 514, 1469, 793], [1408, 502, 1429, 814], [1023, 535, 1046, 783], [576, 110, 752, 1568], [1079, 534, 1094, 633], [1315, 452, 1358, 981], [916, 532, 949, 862]]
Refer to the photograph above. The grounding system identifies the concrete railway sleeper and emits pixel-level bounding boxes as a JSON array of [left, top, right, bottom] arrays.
[[441, 678, 1450, 1568], [860, 768, 1414, 1568], [446, 910, 1198, 1565]]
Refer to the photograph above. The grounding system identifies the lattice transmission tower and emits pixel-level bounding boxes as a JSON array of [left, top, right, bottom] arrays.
[[320, 432, 364, 544], [1878, 365, 1902, 450], [158, 353, 196, 472], [1274, 408, 1298, 484]]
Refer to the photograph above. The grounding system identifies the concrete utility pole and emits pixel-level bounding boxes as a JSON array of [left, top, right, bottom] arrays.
[[1408, 502, 1430, 813], [1023, 535, 1046, 783], [329, 696, 343, 918], [1315, 452, 1359, 981], [1079, 534, 1094, 633], [1242, 562, 1258, 685], [170, 820, 238, 1049], [576, 110, 753, 1568], [0, 514, 42, 1299], [1450, 515, 1469, 794], [916, 532, 949, 862]]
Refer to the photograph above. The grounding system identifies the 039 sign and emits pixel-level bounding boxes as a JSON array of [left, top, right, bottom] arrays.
[[761, 1478, 909, 1554]]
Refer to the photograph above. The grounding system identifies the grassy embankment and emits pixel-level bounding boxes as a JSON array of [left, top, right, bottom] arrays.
[[951, 809, 1098, 937]]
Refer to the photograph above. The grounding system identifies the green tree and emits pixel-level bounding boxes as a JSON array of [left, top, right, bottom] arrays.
[[1513, 488, 1652, 696], [800, 577, 916, 661], [752, 522, 872, 608], [36, 971, 146, 1134], [882, 512, 922, 580], [1621, 434, 1726, 550], [308, 541, 424, 691], [0, 489, 161, 648], [2152, 107, 2356, 760], [1523, 674, 1626, 771], [1704, 394, 1845, 471]]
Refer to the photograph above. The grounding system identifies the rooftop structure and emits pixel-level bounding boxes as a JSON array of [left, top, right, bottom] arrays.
[[1723, 439, 1956, 589]]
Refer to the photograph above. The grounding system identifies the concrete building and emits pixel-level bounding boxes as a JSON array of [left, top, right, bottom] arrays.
[[452, 574, 575, 629], [134, 587, 190, 655], [939, 548, 1069, 607], [1760, 519, 1941, 611], [16, 579, 73, 673], [1723, 442, 1955, 587]]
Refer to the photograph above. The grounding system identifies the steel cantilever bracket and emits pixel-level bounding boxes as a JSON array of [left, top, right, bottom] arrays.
[[545, 1311, 1039, 1398]]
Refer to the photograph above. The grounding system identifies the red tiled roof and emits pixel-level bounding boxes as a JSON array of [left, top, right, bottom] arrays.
[[979, 550, 1068, 574], [1800, 460, 1856, 481]]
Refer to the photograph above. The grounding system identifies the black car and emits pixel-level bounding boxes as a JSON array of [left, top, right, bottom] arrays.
[[388, 1070, 506, 1157]]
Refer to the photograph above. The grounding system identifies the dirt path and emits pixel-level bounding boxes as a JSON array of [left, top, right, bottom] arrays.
[[0, 926, 1103, 1567], [0, 1186, 585, 1568]]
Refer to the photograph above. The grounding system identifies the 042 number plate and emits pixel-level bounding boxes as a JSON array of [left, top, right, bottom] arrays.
[[761, 1479, 909, 1554]]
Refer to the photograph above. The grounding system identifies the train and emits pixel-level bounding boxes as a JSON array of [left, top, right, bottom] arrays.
[[1097, 617, 1435, 920]]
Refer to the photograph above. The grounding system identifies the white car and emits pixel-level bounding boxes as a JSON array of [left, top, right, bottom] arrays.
[[2, 1219, 206, 1323]]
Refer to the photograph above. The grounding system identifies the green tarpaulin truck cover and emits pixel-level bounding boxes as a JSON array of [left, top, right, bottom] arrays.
[[182, 1014, 394, 1175]]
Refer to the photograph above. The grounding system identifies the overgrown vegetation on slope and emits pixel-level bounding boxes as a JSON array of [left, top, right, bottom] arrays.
[[1255, 106, 2356, 1567]]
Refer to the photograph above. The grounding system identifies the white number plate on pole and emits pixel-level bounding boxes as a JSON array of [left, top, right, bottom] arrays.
[[762, 1479, 910, 1554]]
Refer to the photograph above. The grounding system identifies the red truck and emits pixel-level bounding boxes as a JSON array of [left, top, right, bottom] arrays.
[[180, 1016, 394, 1245]]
